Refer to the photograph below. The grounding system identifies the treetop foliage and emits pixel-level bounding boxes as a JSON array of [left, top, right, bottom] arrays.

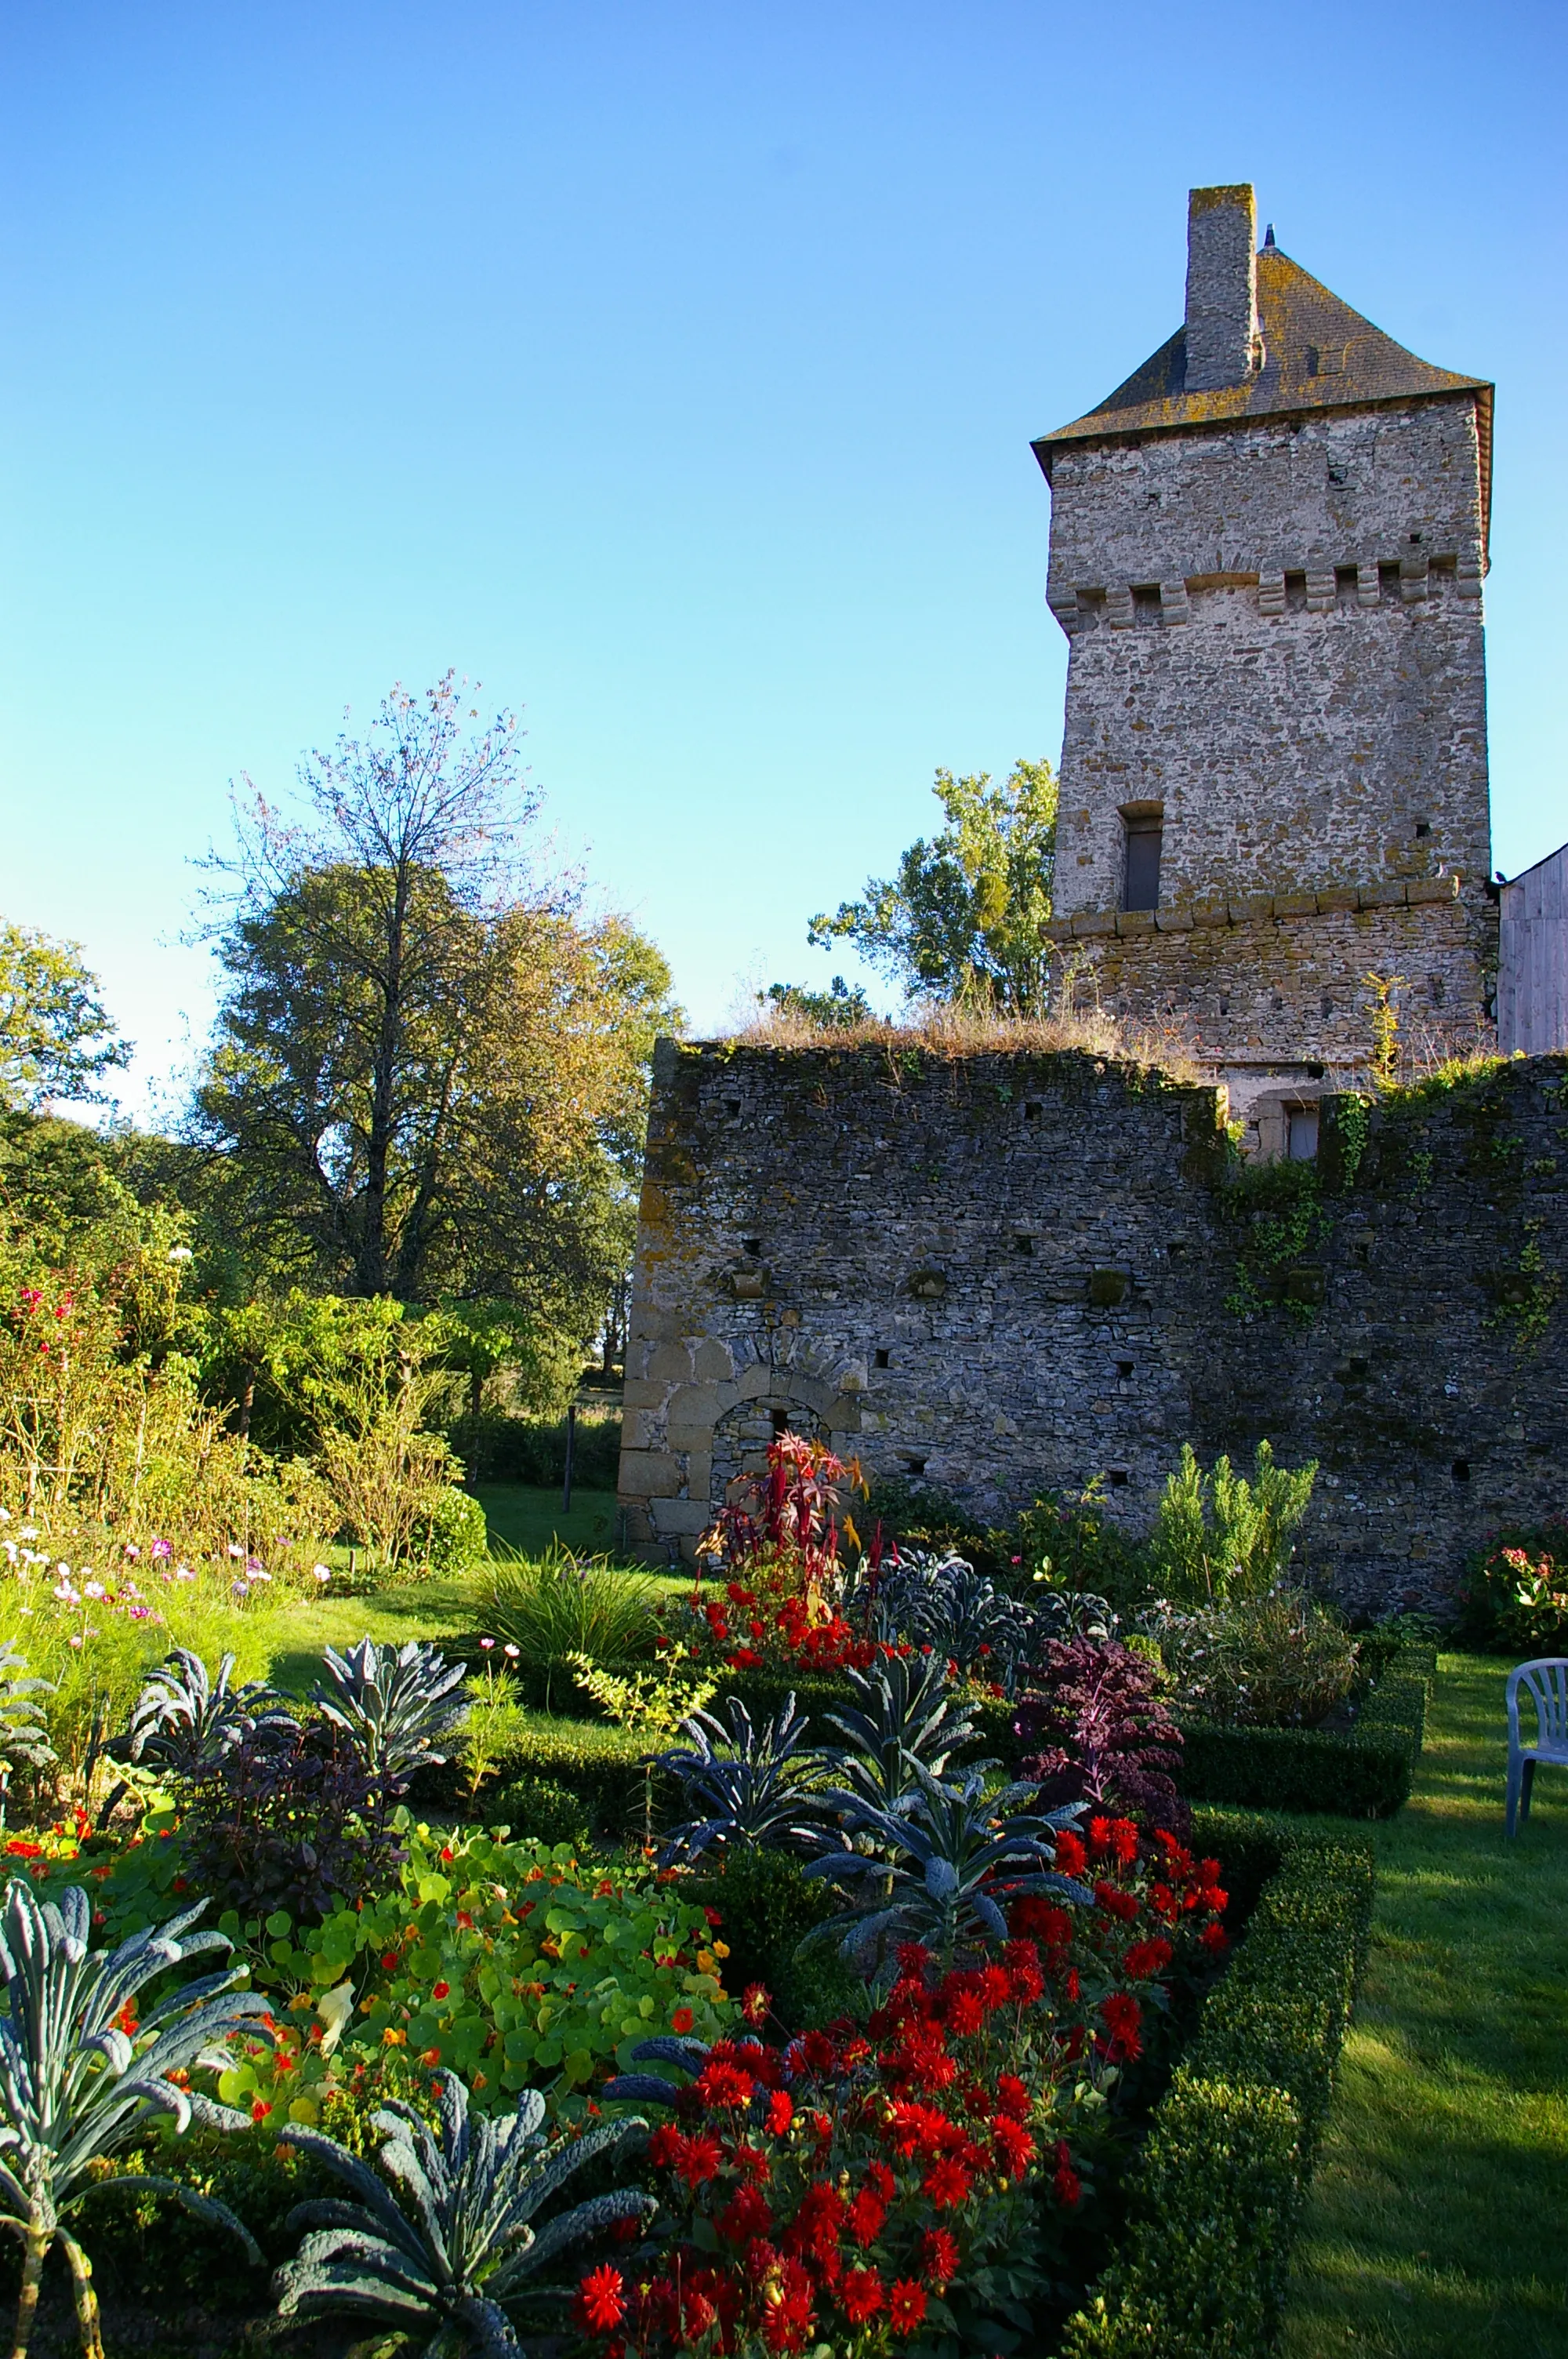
[[0, 921, 130, 1111], [808, 758, 1058, 1016]]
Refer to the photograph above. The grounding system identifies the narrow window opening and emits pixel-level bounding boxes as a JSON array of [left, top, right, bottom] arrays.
[[873, 1348, 891, 1369], [1287, 1106, 1319, 1162], [1116, 1360, 1134, 1379], [1348, 1355, 1370, 1377], [898, 1450, 929, 1475], [1105, 1467, 1131, 1489], [1023, 1102, 1043, 1123], [1121, 805, 1163, 912], [1168, 1240, 1188, 1259], [1013, 1234, 1034, 1256], [726, 1098, 742, 1117], [1451, 1459, 1471, 1484], [769, 1406, 790, 1437], [741, 1238, 762, 1257], [1415, 820, 1431, 840]]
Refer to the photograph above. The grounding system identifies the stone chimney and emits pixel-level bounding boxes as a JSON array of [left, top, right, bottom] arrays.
[[1184, 184, 1259, 391]]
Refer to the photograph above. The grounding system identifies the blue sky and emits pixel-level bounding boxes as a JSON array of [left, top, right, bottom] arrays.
[[2, 2, 1563, 1114]]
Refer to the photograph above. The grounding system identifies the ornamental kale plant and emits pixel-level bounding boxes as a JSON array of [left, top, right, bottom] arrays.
[[805, 1765, 1091, 1973], [274, 2070, 654, 2359], [817, 1651, 979, 1818], [0, 1880, 270, 2359], [314, 1636, 470, 1787], [127, 1646, 292, 1776], [657, 1696, 826, 1866], [0, 1645, 53, 1816], [1014, 1637, 1188, 1835]]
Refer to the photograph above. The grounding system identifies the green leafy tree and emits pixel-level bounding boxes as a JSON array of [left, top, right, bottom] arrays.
[[808, 758, 1058, 1014], [0, 923, 129, 1110], [194, 678, 678, 1321], [760, 976, 873, 1029]]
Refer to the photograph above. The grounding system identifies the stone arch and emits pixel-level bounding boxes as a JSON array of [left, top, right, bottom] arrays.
[[709, 1393, 829, 1509]]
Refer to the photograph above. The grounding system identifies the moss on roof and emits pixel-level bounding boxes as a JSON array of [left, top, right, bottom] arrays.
[[1034, 245, 1493, 545]]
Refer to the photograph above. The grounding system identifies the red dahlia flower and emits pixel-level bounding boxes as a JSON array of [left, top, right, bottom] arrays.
[[923, 2154, 973, 2208], [1099, 1991, 1144, 2059], [840, 2267, 885, 2324], [995, 2072, 1030, 2122], [696, 2059, 755, 2110], [890, 2280, 929, 2334], [921, 2226, 960, 2285], [674, 2131, 724, 2187], [576, 2265, 626, 2335]]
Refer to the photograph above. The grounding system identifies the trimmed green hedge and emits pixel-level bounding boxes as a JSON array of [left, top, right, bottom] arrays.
[[488, 1719, 657, 1830], [1176, 1644, 1435, 1818], [1063, 1810, 1374, 2357]]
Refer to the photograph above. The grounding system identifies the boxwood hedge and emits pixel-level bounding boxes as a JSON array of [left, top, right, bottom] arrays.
[[1063, 1808, 1374, 2357]]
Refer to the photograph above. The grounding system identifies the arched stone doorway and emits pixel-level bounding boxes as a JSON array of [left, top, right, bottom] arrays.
[[709, 1394, 829, 1509]]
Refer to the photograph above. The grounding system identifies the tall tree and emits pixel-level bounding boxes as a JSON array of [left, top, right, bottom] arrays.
[[808, 759, 1058, 1015], [0, 921, 129, 1109], [194, 676, 678, 1317]]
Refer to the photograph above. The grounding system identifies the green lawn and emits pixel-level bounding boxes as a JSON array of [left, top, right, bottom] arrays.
[[473, 1481, 623, 1558], [264, 1483, 684, 1691], [1283, 1653, 1568, 2358]]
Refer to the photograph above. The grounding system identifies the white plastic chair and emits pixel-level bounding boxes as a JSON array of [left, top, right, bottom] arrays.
[[1505, 1659, 1568, 1835]]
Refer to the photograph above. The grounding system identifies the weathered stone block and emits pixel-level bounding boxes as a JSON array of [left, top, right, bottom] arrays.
[[617, 1451, 684, 1499]]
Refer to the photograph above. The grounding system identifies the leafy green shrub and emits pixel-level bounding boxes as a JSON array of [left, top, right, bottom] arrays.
[[1174, 1642, 1433, 1817], [485, 1550, 662, 1670], [1150, 1441, 1317, 1604], [419, 1482, 489, 1572], [1456, 1532, 1568, 1653], [490, 1717, 655, 1830], [683, 1845, 861, 2030], [1147, 1591, 1359, 1728], [1011, 1485, 1150, 1607], [456, 1407, 622, 1488], [1062, 1816, 1374, 2357], [485, 1772, 589, 1850]]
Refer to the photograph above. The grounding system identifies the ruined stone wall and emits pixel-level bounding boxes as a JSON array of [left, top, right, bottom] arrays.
[[619, 1041, 1568, 1616], [1045, 398, 1491, 1004]]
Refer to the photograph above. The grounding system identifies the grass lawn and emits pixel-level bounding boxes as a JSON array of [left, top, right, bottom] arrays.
[[1282, 1652, 1568, 2358], [474, 1481, 623, 1558], [265, 1483, 687, 1691]]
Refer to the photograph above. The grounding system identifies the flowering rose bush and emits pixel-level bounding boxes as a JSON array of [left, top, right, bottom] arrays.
[[575, 1815, 1229, 2357], [1459, 1537, 1568, 1654]]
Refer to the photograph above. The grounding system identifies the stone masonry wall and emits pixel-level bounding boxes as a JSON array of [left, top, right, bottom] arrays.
[[1058, 884, 1492, 1076], [619, 1041, 1568, 1617], [1045, 399, 1491, 1017]]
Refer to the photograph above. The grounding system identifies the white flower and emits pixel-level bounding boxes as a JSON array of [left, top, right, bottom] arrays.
[[313, 1565, 332, 1583], [82, 1581, 106, 1601], [175, 1565, 195, 1583], [0, 1507, 9, 1521], [52, 1581, 80, 1605], [19, 1527, 36, 1541], [227, 1543, 244, 1559], [2, 1541, 16, 1566]]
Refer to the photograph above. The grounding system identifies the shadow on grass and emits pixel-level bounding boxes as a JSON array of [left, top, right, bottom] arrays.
[[1283, 1654, 1568, 2359]]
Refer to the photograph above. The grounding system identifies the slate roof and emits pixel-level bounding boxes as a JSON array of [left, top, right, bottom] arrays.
[[1034, 244, 1493, 545]]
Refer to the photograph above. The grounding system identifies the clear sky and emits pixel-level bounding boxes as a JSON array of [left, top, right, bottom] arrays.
[[2, 2, 1563, 1114]]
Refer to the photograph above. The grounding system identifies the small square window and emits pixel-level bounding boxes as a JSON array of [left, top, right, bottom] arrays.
[[1415, 821, 1431, 839], [1023, 1102, 1043, 1122], [1116, 1361, 1134, 1379], [1106, 1467, 1131, 1488], [1013, 1234, 1034, 1256], [873, 1348, 891, 1370], [742, 1238, 762, 1257]]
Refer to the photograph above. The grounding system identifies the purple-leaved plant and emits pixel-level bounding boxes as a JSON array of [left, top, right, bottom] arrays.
[[1014, 1637, 1189, 1836]]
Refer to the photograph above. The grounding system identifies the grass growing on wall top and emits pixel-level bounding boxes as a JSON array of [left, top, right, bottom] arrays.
[[1282, 1655, 1568, 2359]]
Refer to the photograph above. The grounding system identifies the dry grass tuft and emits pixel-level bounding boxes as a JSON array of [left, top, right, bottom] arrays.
[[718, 998, 1208, 1085]]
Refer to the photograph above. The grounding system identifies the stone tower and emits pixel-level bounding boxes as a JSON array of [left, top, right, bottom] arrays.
[[1035, 184, 1496, 1147]]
